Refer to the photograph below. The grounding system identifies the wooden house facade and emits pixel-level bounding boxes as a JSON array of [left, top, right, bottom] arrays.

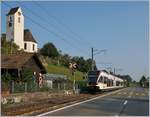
[[1, 53, 46, 95]]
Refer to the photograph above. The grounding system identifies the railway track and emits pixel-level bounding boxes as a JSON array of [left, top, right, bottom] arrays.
[[2, 93, 103, 116]]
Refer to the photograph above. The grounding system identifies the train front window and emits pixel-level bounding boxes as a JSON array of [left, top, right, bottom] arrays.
[[88, 71, 98, 83], [98, 76, 103, 82], [88, 75, 97, 82]]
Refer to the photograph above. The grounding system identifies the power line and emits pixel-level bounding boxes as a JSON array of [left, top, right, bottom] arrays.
[[16, 1, 90, 56], [33, 1, 94, 48], [3, 2, 89, 56]]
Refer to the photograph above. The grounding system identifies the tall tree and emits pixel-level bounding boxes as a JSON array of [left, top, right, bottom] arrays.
[[139, 75, 147, 87], [40, 42, 59, 58], [60, 54, 71, 67]]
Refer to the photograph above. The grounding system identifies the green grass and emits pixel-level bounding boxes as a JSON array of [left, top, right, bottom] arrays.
[[45, 64, 84, 81]]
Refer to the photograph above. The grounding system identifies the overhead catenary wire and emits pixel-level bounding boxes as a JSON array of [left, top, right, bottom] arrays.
[[33, 1, 108, 64], [3, 2, 90, 56], [16, 1, 90, 55], [33, 1, 94, 48]]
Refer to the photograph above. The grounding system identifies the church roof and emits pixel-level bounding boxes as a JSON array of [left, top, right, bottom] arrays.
[[7, 7, 19, 16], [24, 29, 37, 43]]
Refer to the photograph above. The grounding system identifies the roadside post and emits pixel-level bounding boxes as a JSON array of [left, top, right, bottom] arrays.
[[69, 62, 77, 94]]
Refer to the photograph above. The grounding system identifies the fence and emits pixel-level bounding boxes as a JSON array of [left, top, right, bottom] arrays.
[[1, 74, 88, 94], [2, 80, 75, 94]]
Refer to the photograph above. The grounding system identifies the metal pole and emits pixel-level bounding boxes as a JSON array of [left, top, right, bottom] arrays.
[[73, 73, 76, 93], [92, 47, 94, 71]]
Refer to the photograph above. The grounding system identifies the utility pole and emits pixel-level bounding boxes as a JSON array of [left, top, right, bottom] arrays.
[[114, 68, 115, 74], [91, 47, 94, 71], [91, 47, 107, 71], [69, 63, 77, 94]]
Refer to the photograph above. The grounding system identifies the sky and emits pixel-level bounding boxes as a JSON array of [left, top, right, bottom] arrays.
[[1, 1, 149, 81]]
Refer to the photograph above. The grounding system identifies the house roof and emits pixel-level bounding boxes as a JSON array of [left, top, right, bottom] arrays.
[[24, 29, 37, 43], [44, 73, 70, 83], [1, 53, 46, 73], [7, 7, 19, 16]]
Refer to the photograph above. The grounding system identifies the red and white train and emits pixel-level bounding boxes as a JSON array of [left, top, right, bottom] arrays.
[[87, 70, 124, 91]]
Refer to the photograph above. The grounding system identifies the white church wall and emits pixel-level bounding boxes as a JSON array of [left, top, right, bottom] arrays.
[[6, 15, 14, 42], [24, 41, 37, 53], [6, 8, 24, 49], [6, 7, 38, 53], [13, 8, 24, 49]]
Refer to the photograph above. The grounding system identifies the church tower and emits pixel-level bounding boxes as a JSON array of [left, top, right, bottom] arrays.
[[6, 7, 24, 49]]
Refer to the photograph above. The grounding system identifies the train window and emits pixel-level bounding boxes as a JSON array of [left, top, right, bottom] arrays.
[[104, 77, 107, 84], [107, 79, 110, 87], [116, 81, 120, 86], [98, 76, 103, 82], [110, 80, 113, 86]]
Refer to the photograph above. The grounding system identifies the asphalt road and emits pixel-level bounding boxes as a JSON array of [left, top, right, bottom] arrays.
[[39, 87, 149, 116]]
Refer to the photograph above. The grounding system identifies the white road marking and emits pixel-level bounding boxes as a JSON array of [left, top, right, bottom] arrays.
[[36, 88, 128, 116], [123, 100, 128, 105]]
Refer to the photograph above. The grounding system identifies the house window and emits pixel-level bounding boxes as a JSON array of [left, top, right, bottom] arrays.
[[18, 17, 20, 23], [33, 44, 35, 51], [24, 43, 27, 50]]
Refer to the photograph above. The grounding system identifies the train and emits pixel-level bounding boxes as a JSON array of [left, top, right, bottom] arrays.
[[87, 70, 124, 92]]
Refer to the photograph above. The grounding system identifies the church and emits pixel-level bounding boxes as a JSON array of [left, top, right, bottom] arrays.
[[6, 7, 37, 53]]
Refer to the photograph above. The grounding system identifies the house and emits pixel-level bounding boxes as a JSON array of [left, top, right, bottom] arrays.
[[1, 53, 46, 94], [6, 7, 38, 53], [1, 53, 46, 77]]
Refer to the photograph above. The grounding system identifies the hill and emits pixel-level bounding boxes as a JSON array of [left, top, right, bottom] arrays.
[[45, 64, 85, 81]]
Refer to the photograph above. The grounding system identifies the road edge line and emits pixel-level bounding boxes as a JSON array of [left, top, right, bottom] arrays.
[[36, 88, 127, 116]]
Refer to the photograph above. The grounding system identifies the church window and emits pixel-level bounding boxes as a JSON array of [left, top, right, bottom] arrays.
[[18, 17, 21, 23], [9, 16, 12, 27], [18, 12, 21, 16], [9, 16, 12, 22], [24, 43, 27, 50], [33, 44, 35, 51], [9, 22, 12, 27]]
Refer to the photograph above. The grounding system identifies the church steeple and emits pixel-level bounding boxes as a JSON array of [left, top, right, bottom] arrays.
[[6, 7, 24, 49]]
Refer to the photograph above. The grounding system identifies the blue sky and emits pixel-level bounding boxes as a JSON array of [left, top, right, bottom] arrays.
[[1, 1, 149, 81]]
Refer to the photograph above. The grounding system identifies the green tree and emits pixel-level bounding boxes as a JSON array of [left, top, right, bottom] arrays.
[[60, 54, 71, 67], [1, 35, 20, 54], [118, 75, 132, 87], [71, 57, 97, 73], [1, 72, 12, 83], [1, 72, 12, 91], [139, 75, 148, 88], [21, 69, 33, 82], [40, 42, 59, 58]]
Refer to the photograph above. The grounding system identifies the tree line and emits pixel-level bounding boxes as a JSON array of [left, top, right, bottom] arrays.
[[139, 75, 149, 88], [1, 36, 97, 73], [40, 42, 97, 73]]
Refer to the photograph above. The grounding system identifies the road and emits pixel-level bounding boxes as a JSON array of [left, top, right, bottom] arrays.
[[38, 87, 149, 116]]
